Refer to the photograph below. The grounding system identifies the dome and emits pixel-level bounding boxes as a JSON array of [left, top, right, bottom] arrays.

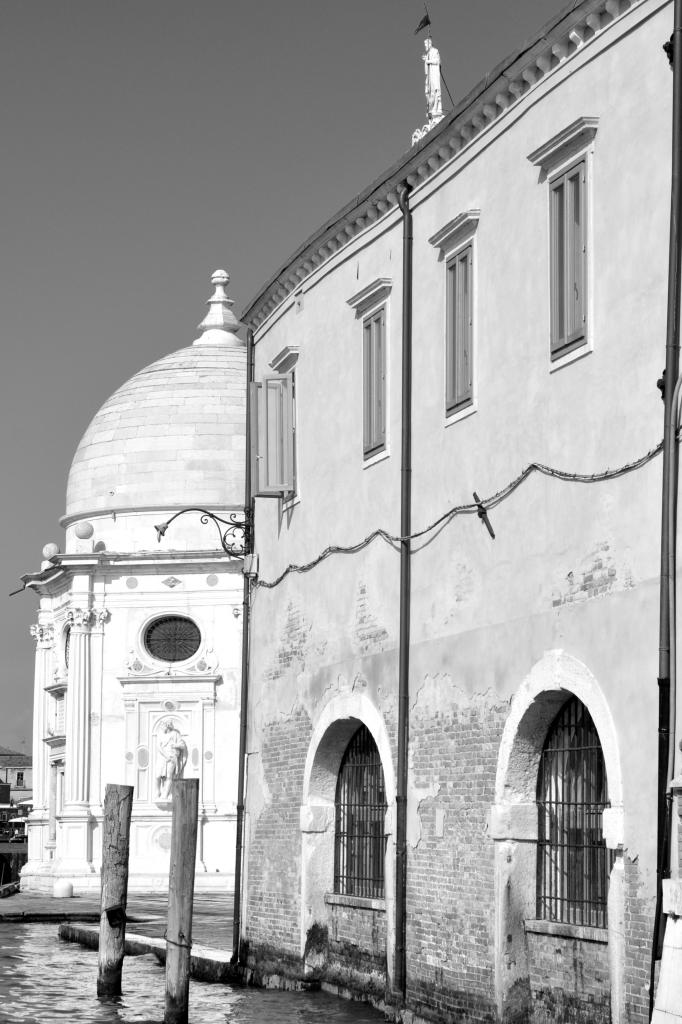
[[64, 271, 246, 523]]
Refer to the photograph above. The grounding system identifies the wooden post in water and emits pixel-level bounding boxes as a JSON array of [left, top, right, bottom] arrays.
[[165, 778, 199, 1024], [97, 783, 134, 997]]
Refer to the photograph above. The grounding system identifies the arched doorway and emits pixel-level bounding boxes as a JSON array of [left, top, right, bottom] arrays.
[[492, 651, 624, 1023], [300, 693, 395, 995]]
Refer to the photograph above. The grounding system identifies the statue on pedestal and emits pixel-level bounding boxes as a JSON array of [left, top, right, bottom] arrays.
[[155, 720, 188, 800], [412, 34, 445, 146], [423, 37, 443, 123]]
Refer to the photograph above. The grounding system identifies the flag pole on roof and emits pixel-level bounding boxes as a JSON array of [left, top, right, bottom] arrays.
[[414, 6, 431, 34]]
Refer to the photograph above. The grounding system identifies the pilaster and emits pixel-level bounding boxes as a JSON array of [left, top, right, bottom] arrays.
[[64, 607, 94, 806], [29, 619, 54, 811]]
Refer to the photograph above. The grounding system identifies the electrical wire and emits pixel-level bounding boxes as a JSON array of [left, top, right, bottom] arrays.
[[255, 437, 665, 590]]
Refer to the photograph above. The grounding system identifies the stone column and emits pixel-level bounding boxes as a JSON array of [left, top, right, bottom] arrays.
[[28, 620, 53, 812], [64, 607, 94, 807]]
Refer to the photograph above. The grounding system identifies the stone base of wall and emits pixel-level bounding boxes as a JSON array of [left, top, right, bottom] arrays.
[[527, 931, 610, 1024]]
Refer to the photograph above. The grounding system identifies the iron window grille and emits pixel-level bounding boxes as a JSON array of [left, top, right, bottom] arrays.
[[334, 725, 387, 899], [144, 616, 201, 663], [537, 696, 615, 927]]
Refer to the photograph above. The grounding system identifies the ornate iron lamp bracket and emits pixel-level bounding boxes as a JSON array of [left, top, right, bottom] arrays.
[[155, 507, 253, 557]]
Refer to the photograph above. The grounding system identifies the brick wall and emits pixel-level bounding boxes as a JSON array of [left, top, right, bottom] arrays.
[[405, 692, 508, 1022], [527, 932, 610, 1024], [245, 705, 312, 961], [326, 901, 387, 998], [623, 858, 654, 1023]]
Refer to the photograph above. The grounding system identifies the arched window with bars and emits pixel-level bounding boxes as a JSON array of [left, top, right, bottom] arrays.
[[537, 696, 615, 928], [334, 724, 387, 899]]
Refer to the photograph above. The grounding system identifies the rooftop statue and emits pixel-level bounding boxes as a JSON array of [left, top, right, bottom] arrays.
[[423, 36, 443, 123], [412, 34, 445, 146]]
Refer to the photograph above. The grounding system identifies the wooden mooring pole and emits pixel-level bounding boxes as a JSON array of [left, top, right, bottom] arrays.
[[165, 778, 199, 1024], [97, 783, 134, 998]]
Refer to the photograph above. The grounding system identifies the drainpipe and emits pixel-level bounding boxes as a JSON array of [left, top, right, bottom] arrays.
[[651, 2, 682, 1012], [395, 182, 413, 1003], [232, 326, 255, 964]]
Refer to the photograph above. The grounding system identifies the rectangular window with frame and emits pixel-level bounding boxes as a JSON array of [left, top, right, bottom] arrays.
[[363, 307, 386, 459], [15, 772, 24, 788], [550, 159, 587, 360], [446, 244, 473, 415]]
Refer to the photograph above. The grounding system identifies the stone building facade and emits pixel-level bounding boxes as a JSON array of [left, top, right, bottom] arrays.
[[22, 271, 246, 893], [238, 1, 677, 1021]]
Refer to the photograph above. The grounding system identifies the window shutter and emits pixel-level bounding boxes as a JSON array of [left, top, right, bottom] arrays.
[[363, 308, 387, 457], [550, 160, 586, 358], [550, 178, 566, 354], [250, 374, 295, 496], [363, 321, 372, 453], [446, 245, 473, 414], [375, 310, 386, 448]]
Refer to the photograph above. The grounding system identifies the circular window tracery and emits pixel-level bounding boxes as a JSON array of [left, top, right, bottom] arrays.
[[144, 616, 201, 663]]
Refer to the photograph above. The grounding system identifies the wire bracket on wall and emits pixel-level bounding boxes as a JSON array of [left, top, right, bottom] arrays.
[[473, 491, 495, 539]]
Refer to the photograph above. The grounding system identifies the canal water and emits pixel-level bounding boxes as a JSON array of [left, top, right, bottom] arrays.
[[0, 924, 385, 1024]]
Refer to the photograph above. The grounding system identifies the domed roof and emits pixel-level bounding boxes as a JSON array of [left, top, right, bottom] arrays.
[[64, 271, 246, 523]]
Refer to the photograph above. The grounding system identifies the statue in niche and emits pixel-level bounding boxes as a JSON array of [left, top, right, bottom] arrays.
[[423, 36, 443, 123], [155, 720, 188, 800]]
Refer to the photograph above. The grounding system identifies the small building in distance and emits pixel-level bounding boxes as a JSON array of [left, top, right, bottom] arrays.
[[239, 1, 676, 1022], [0, 747, 32, 805]]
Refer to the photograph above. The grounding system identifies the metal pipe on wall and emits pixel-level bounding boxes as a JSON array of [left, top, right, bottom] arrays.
[[395, 182, 413, 1002], [232, 326, 255, 964], [651, 0, 682, 1011]]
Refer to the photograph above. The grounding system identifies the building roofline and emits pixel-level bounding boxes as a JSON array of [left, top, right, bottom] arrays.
[[241, 0, 648, 330]]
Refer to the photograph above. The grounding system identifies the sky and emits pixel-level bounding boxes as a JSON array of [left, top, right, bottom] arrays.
[[1, 0, 556, 753]]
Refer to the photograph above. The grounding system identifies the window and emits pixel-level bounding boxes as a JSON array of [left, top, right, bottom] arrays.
[[537, 696, 614, 928], [348, 278, 392, 461], [550, 160, 586, 359], [363, 308, 386, 459], [527, 118, 598, 365], [446, 245, 473, 414], [144, 616, 201, 663], [428, 210, 479, 420], [15, 773, 23, 788], [334, 725, 386, 899], [250, 374, 295, 496], [54, 696, 64, 737]]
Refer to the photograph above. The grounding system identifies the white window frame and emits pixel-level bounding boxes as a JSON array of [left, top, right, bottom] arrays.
[[429, 211, 479, 426], [528, 117, 598, 372]]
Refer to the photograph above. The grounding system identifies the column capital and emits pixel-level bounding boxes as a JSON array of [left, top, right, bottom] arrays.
[[30, 623, 54, 648], [66, 607, 95, 632], [94, 607, 110, 629]]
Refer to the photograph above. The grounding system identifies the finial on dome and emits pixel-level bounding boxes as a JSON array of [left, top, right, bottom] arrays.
[[194, 268, 245, 347]]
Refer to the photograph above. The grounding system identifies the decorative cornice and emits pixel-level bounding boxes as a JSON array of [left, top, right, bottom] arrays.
[[30, 624, 54, 648], [241, 0, 644, 332], [428, 210, 480, 259], [347, 278, 392, 318], [44, 734, 66, 749], [44, 679, 68, 696], [269, 346, 300, 374], [123, 646, 219, 678], [527, 116, 599, 173]]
